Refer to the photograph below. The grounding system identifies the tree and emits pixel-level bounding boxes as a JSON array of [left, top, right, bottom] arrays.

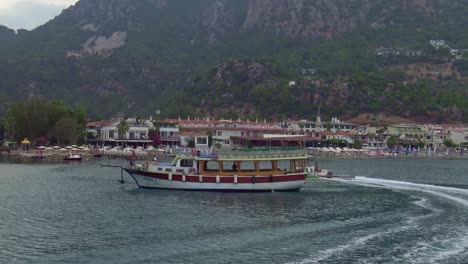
[[416, 139, 426, 149], [352, 139, 363, 149], [116, 120, 130, 146], [187, 138, 195, 148], [0, 117, 5, 142], [207, 131, 213, 148], [5, 97, 86, 144], [328, 138, 340, 147], [443, 138, 455, 148], [48, 118, 81, 145], [387, 135, 398, 149]]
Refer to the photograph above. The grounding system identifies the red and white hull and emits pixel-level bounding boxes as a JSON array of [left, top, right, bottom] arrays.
[[124, 169, 306, 192]]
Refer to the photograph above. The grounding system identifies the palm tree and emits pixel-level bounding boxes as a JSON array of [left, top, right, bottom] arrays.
[[116, 120, 130, 147]]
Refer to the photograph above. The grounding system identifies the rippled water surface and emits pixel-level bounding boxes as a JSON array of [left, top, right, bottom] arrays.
[[1, 157, 468, 263]]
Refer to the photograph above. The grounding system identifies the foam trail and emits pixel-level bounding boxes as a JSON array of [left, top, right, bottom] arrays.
[[400, 228, 468, 264], [338, 177, 468, 208], [287, 221, 416, 264]]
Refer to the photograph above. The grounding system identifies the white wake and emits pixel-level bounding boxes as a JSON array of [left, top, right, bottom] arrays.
[[352, 176, 468, 208], [288, 177, 468, 264]]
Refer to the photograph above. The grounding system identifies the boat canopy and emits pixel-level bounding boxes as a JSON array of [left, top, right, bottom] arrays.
[[175, 147, 308, 161]]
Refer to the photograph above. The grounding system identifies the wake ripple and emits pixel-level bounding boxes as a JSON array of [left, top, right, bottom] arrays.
[[289, 177, 468, 264], [352, 176, 468, 208]]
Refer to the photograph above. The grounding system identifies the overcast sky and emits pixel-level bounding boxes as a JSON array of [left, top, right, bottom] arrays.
[[0, 0, 79, 30]]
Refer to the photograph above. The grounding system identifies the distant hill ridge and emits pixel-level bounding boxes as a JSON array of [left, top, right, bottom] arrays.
[[0, 0, 467, 122]]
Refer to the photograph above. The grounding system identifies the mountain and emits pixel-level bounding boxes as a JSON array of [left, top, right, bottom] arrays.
[[1, 0, 468, 122]]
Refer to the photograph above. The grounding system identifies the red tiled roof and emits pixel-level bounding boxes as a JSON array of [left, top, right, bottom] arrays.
[[231, 136, 324, 141], [180, 132, 208, 137], [436, 132, 451, 136], [164, 118, 279, 127], [322, 130, 352, 136]]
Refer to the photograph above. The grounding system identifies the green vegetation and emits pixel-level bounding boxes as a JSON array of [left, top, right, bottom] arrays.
[[0, 1, 468, 122], [352, 139, 363, 150], [387, 136, 399, 149], [116, 120, 130, 145], [3, 97, 86, 146], [187, 139, 195, 148], [443, 138, 456, 148]]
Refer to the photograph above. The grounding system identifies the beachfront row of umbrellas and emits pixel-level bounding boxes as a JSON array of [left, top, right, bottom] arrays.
[[308, 147, 369, 153], [36, 145, 92, 152], [98, 146, 164, 155], [308, 147, 383, 157], [32, 145, 167, 159]]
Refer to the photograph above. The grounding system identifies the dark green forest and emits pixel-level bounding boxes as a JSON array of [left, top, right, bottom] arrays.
[[3, 97, 86, 145], [1, 0, 468, 122]]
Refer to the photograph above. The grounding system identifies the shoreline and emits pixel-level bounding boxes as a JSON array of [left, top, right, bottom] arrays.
[[1, 150, 467, 165]]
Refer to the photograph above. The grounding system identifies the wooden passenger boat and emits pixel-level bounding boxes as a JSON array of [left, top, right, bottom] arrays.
[[124, 148, 309, 192]]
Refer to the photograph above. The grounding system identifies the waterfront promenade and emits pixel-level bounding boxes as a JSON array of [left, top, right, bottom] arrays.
[[1, 146, 165, 161], [308, 147, 468, 159], [2, 146, 467, 162]]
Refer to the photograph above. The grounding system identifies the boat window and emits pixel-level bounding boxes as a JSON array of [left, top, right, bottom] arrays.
[[222, 161, 237, 171], [258, 161, 273, 171], [205, 161, 219, 171], [277, 160, 289, 171], [180, 159, 193, 167], [240, 161, 255, 172]]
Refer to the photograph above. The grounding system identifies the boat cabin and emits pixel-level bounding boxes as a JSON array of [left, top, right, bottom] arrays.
[[163, 155, 307, 176]]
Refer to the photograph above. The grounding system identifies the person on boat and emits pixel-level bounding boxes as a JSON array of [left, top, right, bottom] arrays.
[[232, 162, 238, 172], [314, 161, 321, 172], [153, 156, 158, 162], [129, 150, 136, 168]]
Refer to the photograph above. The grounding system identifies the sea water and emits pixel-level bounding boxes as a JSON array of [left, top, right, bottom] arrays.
[[1, 157, 467, 263]]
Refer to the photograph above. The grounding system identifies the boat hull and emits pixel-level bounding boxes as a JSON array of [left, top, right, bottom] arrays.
[[124, 169, 306, 192], [63, 158, 82, 161]]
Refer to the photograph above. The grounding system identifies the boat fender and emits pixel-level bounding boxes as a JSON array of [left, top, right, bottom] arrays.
[[199, 175, 203, 183], [251, 175, 256, 184], [216, 175, 220, 184], [269, 175, 273, 182], [234, 175, 238, 184], [168, 173, 172, 181], [182, 174, 186, 182]]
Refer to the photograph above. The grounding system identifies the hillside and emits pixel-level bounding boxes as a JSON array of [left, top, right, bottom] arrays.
[[0, 0, 468, 122]]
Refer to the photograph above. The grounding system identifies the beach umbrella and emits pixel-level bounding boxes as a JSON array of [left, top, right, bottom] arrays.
[[37, 146, 46, 149], [59, 148, 67, 151], [53, 146, 61, 149], [45, 147, 54, 150], [71, 145, 78, 148], [21, 138, 31, 151]]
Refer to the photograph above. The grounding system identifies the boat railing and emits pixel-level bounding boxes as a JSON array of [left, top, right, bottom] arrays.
[[175, 147, 307, 159], [218, 148, 307, 159]]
